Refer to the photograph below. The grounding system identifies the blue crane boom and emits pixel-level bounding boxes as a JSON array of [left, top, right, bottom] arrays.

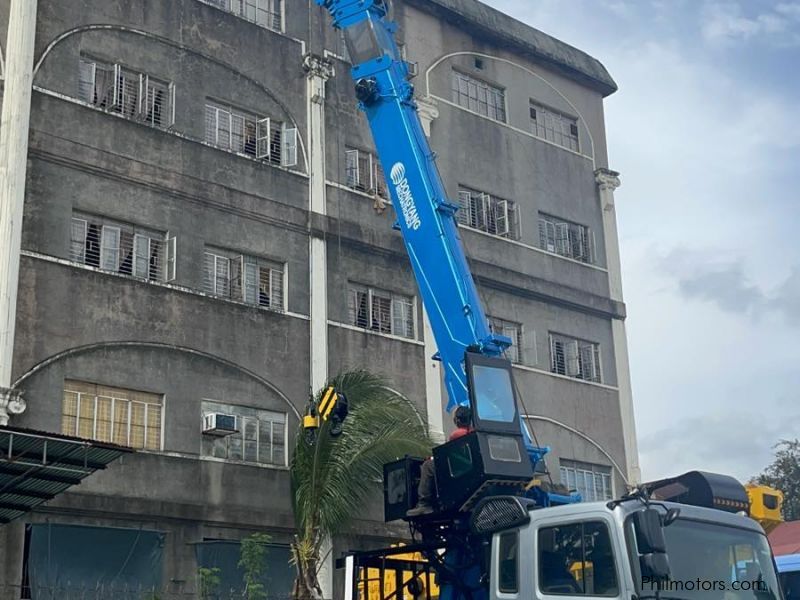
[[314, 0, 552, 469], [316, 0, 511, 408]]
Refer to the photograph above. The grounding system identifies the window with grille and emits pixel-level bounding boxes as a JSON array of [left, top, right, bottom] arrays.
[[78, 56, 175, 128], [345, 148, 387, 197], [530, 101, 580, 152], [348, 284, 415, 339], [62, 380, 163, 451], [205, 101, 298, 167], [457, 187, 518, 239], [200, 0, 283, 32], [549, 333, 601, 383], [70, 213, 176, 282], [488, 317, 523, 364], [203, 248, 285, 310], [559, 460, 613, 502], [538, 214, 595, 264], [451, 71, 506, 123], [201, 400, 287, 466]]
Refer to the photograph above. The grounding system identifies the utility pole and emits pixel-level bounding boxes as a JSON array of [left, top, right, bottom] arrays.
[[0, 0, 37, 425]]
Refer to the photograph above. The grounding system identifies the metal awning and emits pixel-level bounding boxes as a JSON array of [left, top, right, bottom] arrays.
[[0, 426, 132, 524]]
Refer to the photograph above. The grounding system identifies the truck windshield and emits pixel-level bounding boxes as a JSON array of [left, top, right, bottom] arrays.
[[629, 518, 782, 600]]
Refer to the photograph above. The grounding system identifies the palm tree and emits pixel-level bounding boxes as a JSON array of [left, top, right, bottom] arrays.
[[290, 370, 432, 600]]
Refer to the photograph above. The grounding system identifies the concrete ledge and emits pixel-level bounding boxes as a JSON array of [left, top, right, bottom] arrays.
[[406, 0, 618, 96]]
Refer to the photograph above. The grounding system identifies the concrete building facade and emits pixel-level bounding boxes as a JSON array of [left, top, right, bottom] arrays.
[[0, 0, 638, 597]]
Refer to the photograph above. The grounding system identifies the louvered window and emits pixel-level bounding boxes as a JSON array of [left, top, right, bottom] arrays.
[[205, 101, 297, 167], [345, 148, 387, 198], [204, 247, 285, 311], [348, 284, 415, 339], [538, 213, 595, 264], [70, 213, 176, 282], [549, 333, 601, 383], [199, 0, 283, 33], [451, 71, 506, 123], [201, 400, 287, 466], [63, 381, 163, 451], [559, 460, 613, 501], [78, 56, 175, 128], [488, 317, 524, 365], [530, 100, 579, 152], [457, 187, 518, 240]]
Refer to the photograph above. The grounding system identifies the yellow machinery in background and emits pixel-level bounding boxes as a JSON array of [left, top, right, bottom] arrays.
[[359, 545, 440, 600], [747, 484, 784, 533]]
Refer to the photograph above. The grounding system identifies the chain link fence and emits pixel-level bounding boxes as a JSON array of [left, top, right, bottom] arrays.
[[0, 583, 294, 600]]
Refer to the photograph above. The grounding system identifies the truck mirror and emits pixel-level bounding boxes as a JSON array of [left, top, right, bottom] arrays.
[[640, 552, 671, 581], [633, 508, 667, 553], [633, 508, 672, 582]]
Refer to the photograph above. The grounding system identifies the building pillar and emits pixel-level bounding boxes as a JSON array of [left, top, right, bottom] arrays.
[[415, 95, 445, 442], [416, 96, 439, 138], [595, 168, 640, 485], [303, 53, 335, 599], [0, 0, 37, 423]]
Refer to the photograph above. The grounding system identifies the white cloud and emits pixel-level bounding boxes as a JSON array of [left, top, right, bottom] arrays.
[[701, 1, 800, 45], [483, 0, 800, 483]]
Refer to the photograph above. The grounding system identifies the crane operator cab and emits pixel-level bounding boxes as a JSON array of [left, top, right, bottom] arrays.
[[384, 352, 534, 521]]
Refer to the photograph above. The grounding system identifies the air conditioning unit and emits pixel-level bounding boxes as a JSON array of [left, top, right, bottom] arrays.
[[202, 413, 238, 436], [406, 61, 419, 79]]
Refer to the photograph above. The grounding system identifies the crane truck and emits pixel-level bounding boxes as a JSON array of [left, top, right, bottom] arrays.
[[312, 2, 785, 600]]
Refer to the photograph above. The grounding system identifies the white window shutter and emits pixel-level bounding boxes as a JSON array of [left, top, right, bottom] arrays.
[[281, 125, 298, 167], [138, 74, 146, 118], [100, 226, 121, 271], [256, 118, 271, 159], [522, 329, 537, 367], [78, 60, 96, 104], [243, 259, 258, 304], [538, 218, 547, 249], [457, 191, 471, 226], [589, 229, 597, 265], [167, 82, 176, 129], [230, 256, 244, 300], [270, 268, 284, 310], [368, 154, 377, 193], [565, 340, 580, 377], [203, 252, 215, 293], [133, 234, 150, 278], [345, 149, 359, 188], [549, 334, 559, 372], [478, 193, 490, 231], [545, 221, 556, 252], [111, 64, 122, 111], [70, 218, 88, 262], [165, 236, 177, 282], [495, 199, 509, 237], [556, 222, 570, 256]]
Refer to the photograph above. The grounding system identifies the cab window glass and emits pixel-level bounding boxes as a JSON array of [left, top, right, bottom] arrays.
[[538, 520, 619, 596], [498, 531, 519, 593]]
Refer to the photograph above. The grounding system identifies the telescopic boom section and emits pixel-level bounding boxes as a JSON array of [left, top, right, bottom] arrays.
[[316, 0, 512, 411]]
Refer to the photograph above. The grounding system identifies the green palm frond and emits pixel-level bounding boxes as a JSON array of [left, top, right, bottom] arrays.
[[291, 370, 432, 542]]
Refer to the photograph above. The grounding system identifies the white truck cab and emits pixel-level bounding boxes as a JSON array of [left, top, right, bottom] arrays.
[[488, 500, 781, 600]]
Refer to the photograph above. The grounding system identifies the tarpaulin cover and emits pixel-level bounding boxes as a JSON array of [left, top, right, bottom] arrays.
[[27, 523, 164, 596], [195, 540, 294, 598]]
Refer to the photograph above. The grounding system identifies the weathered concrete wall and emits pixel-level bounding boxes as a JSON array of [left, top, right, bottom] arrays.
[[0, 0, 632, 595]]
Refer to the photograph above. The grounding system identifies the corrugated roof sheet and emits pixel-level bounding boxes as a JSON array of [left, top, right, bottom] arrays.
[[0, 426, 132, 525]]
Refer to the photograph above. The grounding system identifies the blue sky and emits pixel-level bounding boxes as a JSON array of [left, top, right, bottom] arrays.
[[482, 0, 800, 482]]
